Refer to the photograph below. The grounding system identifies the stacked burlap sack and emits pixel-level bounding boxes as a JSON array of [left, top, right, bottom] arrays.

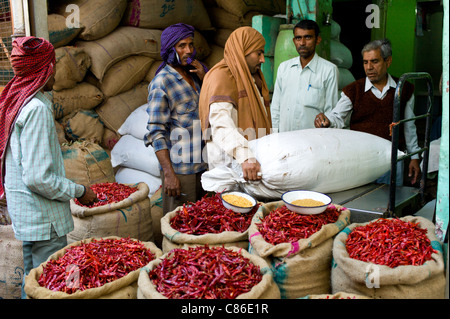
[[0, 203, 24, 299], [331, 216, 446, 299], [61, 140, 115, 186], [24, 236, 162, 299], [248, 201, 351, 299]]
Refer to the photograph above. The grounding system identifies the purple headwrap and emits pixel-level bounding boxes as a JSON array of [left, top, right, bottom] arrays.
[[155, 23, 208, 76]]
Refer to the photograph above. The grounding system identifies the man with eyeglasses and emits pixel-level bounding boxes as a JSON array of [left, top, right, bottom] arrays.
[[315, 39, 421, 186], [271, 19, 338, 132]]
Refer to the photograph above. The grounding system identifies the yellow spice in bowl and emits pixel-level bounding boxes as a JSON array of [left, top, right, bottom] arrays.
[[223, 194, 253, 207], [291, 198, 325, 207]]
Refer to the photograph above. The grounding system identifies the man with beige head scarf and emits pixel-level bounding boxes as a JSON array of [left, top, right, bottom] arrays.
[[199, 27, 272, 181]]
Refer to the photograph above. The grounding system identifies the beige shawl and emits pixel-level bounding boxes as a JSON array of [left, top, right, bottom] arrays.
[[199, 27, 272, 140]]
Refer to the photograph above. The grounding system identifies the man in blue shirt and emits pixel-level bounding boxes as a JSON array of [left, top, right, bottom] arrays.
[[145, 24, 208, 214]]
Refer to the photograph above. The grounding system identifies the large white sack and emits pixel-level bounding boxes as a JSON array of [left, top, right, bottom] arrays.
[[201, 128, 403, 199], [118, 104, 148, 140], [115, 167, 161, 198], [111, 134, 160, 177]]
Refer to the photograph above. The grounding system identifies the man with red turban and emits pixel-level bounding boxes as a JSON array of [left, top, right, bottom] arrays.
[[144, 24, 208, 215], [0, 37, 97, 298]]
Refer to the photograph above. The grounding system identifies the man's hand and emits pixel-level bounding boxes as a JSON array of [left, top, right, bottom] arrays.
[[77, 185, 98, 205], [163, 170, 181, 197], [189, 59, 206, 81], [241, 158, 262, 181], [408, 159, 421, 185], [314, 113, 330, 128], [155, 149, 181, 197]]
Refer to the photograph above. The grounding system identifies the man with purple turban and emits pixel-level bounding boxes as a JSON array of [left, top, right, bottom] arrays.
[[0, 36, 97, 297], [144, 23, 208, 214]]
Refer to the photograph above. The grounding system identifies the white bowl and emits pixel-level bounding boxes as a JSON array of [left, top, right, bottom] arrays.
[[281, 190, 332, 215], [221, 191, 257, 214]]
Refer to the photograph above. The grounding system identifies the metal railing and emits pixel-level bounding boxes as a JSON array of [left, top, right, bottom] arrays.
[[386, 72, 434, 217]]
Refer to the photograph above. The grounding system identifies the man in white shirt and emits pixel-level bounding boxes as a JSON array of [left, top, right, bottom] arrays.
[[271, 19, 338, 132], [315, 39, 421, 185]]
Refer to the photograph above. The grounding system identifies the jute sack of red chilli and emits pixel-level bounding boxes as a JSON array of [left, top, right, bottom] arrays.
[[137, 244, 281, 299], [248, 201, 351, 299], [68, 182, 153, 244], [0, 219, 24, 299], [160, 193, 259, 253], [331, 216, 446, 299], [302, 292, 370, 299], [25, 236, 162, 299]]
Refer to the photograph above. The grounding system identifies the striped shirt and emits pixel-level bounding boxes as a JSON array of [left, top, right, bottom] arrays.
[[144, 65, 207, 174], [4, 91, 84, 241]]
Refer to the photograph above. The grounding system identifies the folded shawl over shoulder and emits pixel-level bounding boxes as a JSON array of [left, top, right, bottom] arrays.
[[199, 26, 272, 140], [0, 36, 56, 199]]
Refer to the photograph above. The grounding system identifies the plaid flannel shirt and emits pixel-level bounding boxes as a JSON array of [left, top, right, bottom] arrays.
[[144, 65, 207, 174]]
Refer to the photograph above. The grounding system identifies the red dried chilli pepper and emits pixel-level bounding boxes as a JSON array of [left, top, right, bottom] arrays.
[[256, 205, 341, 245], [170, 193, 259, 235], [148, 246, 262, 299], [74, 182, 138, 208], [346, 218, 437, 268], [38, 237, 155, 294]]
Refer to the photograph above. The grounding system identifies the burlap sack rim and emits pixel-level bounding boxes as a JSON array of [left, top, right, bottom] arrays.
[[332, 215, 445, 285], [25, 236, 162, 299], [137, 244, 279, 299], [70, 182, 149, 217], [249, 200, 351, 258], [161, 206, 250, 245]]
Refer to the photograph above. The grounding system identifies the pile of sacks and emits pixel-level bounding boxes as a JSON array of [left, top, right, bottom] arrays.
[[47, 0, 287, 198]]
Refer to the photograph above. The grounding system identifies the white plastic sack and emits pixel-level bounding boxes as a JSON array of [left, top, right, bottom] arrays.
[[201, 128, 403, 199], [422, 138, 440, 173], [111, 134, 160, 177], [115, 167, 161, 198], [118, 103, 148, 140]]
